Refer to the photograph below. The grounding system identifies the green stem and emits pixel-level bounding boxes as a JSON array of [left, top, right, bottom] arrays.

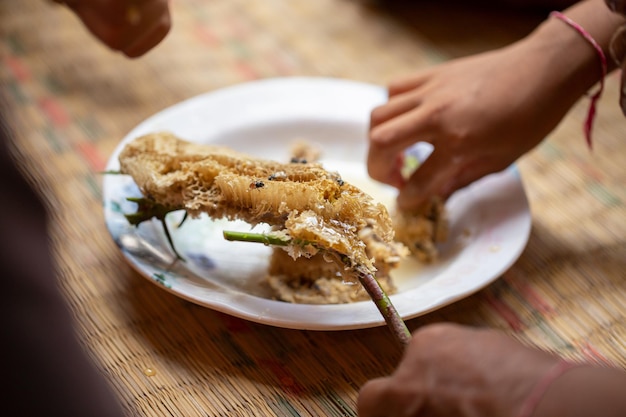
[[223, 230, 292, 247], [125, 197, 186, 261], [355, 267, 411, 346], [222, 230, 411, 347]]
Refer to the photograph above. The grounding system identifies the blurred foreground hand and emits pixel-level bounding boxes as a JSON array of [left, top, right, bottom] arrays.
[[54, 0, 171, 57], [357, 323, 560, 417]]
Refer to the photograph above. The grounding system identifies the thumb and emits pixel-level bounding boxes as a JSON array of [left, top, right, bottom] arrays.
[[396, 151, 452, 211]]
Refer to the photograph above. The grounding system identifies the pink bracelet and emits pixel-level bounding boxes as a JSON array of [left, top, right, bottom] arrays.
[[550, 11, 608, 149], [517, 360, 580, 417]]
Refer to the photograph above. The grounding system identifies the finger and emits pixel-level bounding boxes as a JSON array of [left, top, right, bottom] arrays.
[[606, 0, 626, 15], [387, 71, 432, 97], [357, 378, 395, 417], [370, 90, 424, 130], [367, 105, 439, 186], [609, 25, 626, 113], [67, 1, 126, 47], [70, 0, 170, 55], [438, 156, 512, 200], [370, 101, 439, 149], [366, 141, 405, 187], [396, 149, 456, 211], [122, 11, 171, 57], [398, 151, 514, 211], [119, 0, 171, 55], [621, 64, 626, 115]]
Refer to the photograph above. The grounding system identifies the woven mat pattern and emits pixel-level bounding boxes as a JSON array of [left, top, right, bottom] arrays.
[[1, 1, 625, 416]]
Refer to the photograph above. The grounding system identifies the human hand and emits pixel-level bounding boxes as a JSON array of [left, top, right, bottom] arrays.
[[55, 0, 171, 58], [367, 38, 585, 212], [357, 323, 560, 417], [606, 0, 626, 114]]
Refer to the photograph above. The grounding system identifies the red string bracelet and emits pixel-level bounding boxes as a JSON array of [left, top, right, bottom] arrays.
[[550, 11, 608, 149], [516, 360, 580, 417]]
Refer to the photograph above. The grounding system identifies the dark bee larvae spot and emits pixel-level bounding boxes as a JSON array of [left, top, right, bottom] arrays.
[[413, 242, 426, 252]]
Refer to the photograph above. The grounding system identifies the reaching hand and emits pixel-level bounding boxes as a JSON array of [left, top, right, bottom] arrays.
[[55, 0, 171, 58], [357, 323, 560, 417], [367, 32, 592, 212]]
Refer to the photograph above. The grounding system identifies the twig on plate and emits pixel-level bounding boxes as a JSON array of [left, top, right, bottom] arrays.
[[354, 266, 411, 346], [223, 230, 411, 347], [124, 197, 186, 261], [119, 198, 412, 347]]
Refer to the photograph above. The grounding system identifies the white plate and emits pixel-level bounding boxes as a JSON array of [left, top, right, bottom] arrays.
[[103, 77, 531, 330]]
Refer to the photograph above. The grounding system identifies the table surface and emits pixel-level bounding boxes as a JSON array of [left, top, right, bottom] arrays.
[[2, 1, 625, 416]]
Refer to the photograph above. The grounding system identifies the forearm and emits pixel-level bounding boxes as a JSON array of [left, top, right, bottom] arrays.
[[523, 0, 625, 101], [533, 364, 626, 417]]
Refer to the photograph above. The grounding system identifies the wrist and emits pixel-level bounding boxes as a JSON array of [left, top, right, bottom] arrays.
[[532, 364, 626, 417], [527, 16, 603, 100], [516, 360, 580, 417], [519, 1, 624, 146], [525, 1, 624, 92]]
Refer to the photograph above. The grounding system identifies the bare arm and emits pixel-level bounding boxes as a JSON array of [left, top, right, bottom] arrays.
[[533, 363, 626, 417], [357, 323, 626, 417], [367, 0, 625, 211]]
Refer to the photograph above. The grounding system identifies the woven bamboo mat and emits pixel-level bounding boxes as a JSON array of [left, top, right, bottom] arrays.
[[1, 0, 625, 416]]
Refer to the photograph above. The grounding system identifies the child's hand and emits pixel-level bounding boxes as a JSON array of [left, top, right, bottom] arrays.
[[367, 38, 584, 211]]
